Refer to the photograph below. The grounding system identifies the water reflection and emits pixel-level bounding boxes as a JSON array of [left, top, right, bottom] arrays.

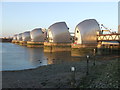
[[71, 48, 94, 57], [2, 42, 119, 71], [44, 46, 71, 52], [2, 43, 94, 71], [97, 48, 120, 56], [2, 43, 47, 71], [28, 48, 47, 66], [44, 51, 72, 64], [27, 45, 44, 48]]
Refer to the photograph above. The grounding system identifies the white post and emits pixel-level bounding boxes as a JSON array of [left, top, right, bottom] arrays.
[[71, 66, 76, 87], [86, 55, 89, 75], [93, 49, 96, 66]]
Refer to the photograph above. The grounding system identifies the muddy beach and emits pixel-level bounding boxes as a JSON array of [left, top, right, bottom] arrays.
[[2, 54, 120, 88]]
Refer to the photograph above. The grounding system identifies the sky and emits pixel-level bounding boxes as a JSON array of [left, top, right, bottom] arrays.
[[1, 2, 118, 37], [118, 1, 120, 25]]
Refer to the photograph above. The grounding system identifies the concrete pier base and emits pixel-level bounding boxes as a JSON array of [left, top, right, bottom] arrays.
[[98, 45, 120, 49], [13, 40, 20, 44], [44, 46, 71, 52], [97, 42, 120, 55], [19, 41, 27, 46], [44, 42, 71, 52], [12, 40, 16, 43], [44, 42, 71, 47], [71, 48, 96, 57], [27, 41, 44, 47], [71, 43, 97, 48], [97, 42, 120, 49], [71, 43, 97, 57]]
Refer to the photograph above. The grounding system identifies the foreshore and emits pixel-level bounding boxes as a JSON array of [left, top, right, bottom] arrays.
[[2, 54, 120, 88]]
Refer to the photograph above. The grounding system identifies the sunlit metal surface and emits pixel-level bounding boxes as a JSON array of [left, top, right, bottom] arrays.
[[13, 34, 17, 40], [22, 31, 31, 41], [17, 33, 23, 41], [48, 22, 71, 43], [30, 28, 44, 42], [75, 19, 100, 44]]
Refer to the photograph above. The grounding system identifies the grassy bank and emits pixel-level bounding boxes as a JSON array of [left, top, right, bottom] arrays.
[[77, 57, 119, 88]]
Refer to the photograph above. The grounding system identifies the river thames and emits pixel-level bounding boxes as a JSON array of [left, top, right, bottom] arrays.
[[1, 42, 88, 71]]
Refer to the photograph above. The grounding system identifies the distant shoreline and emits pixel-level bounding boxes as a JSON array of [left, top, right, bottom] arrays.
[[0, 38, 12, 42]]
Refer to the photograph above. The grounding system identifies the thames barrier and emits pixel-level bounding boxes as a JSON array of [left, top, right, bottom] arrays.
[[10, 19, 120, 51]]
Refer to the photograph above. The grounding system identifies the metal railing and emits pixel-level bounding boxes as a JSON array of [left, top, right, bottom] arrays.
[[97, 33, 120, 42]]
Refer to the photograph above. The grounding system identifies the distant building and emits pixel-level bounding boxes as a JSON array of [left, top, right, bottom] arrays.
[[30, 28, 45, 42], [74, 19, 100, 44], [47, 22, 71, 43], [22, 31, 31, 41]]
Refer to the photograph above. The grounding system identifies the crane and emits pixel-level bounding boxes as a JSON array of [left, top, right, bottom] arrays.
[[101, 24, 112, 34]]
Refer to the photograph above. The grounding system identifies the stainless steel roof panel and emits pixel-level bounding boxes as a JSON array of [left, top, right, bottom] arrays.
[[75, 19, 100, 44], [17, 33, 23, 41], [48, 22, 71, 43], [13, 34, 17, 40], [30, 28, 44, 42], [22, 31, 31, 41]]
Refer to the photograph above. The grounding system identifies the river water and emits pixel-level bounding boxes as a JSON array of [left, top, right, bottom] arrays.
[[1, 42, 89, 71], [2, 42, 118, 71]]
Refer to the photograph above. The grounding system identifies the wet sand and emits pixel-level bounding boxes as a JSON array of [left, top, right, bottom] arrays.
[[2, 55, 120, 88]]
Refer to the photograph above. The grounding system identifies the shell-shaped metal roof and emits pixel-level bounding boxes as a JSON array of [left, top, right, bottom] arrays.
[[30, 28, 44, 42], [17, 33, 22, 41], [13, 34, 17, 40], [75, 19, 100, 44], [22, 31, 31, 41], [48, 22, 71, 43]]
